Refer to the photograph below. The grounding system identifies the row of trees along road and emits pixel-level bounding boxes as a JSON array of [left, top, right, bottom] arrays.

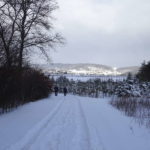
[[0, 0, 63, 114]]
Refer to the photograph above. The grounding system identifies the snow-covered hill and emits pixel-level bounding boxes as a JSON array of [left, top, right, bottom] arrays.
[[117, 66, 140, 75], [37, 63, 139, 76]]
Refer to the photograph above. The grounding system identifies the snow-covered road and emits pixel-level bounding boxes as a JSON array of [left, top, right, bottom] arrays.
[[1, 95, 150, 150], [7, 96, 91, 150]]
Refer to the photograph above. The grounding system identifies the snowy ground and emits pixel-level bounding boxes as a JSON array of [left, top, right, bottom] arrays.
[[0, 94, 150, 150]]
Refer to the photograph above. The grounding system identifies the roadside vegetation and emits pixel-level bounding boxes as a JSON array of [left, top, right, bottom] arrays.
[[0, 67, 53, 114], [0, 0, 63, 114], [110, 61, 150, 127]]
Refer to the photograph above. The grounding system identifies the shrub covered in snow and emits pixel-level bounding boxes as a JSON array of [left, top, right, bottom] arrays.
[[110, 79, 150, 121], [114, 80, 150, 98], [114, 80, 141, 97]]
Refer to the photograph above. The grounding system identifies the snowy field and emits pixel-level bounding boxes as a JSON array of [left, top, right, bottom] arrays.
[[0, 94, 150, 150]]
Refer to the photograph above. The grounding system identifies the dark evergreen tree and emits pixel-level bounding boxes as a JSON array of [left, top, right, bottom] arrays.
[[127, 72, 132, 81], [136, 61, 150, 82]]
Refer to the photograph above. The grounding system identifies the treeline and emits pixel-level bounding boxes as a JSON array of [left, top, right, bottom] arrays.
[[54, 75, 150, 98], [54, 76, 120, 97]]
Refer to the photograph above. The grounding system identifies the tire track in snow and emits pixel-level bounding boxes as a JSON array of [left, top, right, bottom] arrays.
[[71, 96, 92, 150], [27, 99, 76, 150], [7, 96, 90, 150], [6, 97, 65, 150], [29, 97, 92, 150], [75, 96, 106, 150], [7, 95, 105, 150], [26, 96, 91, 150]]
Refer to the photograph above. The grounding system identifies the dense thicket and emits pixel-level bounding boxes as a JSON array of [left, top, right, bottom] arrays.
[[0, 67, 53, 113]]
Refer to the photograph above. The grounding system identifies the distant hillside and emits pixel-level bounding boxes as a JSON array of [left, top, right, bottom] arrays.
[[117, 66, 140, 75], [37, 63, 140, 76]]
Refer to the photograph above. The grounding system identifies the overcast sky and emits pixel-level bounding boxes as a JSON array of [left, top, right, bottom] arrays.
[[50, 0, 150, 67]]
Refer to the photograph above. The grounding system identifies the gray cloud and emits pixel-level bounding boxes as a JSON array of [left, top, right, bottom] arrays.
[[50, 0, 150, 67]]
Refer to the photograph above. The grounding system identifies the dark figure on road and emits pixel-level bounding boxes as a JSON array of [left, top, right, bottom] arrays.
[[63, 87, 68, 96], [54, 86, 59, 96]]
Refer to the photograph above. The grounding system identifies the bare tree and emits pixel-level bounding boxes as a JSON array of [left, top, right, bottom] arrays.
[[0, 0, 21, 67], [0, 0, 63, 68]]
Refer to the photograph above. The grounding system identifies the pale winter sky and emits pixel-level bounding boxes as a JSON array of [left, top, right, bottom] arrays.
[[50, 0, 150, 67]]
